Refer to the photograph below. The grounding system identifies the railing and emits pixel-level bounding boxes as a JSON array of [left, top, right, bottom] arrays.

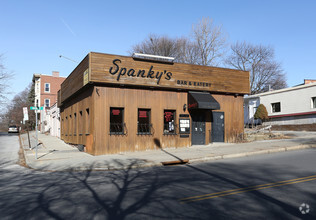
[[109, 123, 127, 135], [137, 123, 153, 135]]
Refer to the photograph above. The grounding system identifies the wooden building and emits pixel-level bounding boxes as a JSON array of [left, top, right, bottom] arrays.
[[58, 52, 249, 155]]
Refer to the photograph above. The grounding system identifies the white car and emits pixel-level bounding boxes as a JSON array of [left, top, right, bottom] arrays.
[[8, 125, 19, 133]]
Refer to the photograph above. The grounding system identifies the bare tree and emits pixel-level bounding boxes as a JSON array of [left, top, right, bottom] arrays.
[[225, 42, 287, 94], [191, 17, 227, 66], [176, 37, 200, 64], [4, 84, 35, 128], [0, 55, 13, 108], [130, 34, 179, 58], [129, 17, 227, 66]]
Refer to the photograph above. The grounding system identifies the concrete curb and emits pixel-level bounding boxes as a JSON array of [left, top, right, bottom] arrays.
[[19, 134, 316, 172], [189, 144, 316, 165]]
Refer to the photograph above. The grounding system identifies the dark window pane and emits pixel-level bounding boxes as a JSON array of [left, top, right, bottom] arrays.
[[138, 109, 151, 134], [164, 110, 176, 134], [110, 108, 124, 134], [272, 102, 281, 113]]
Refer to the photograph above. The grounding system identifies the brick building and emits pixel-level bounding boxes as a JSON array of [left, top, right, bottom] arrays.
[[32, 71, 65, 132]]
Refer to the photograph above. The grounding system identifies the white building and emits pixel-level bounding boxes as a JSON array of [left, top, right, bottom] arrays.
[[32, 71, 65, 133], [48, 102, 61, 138], [244, 81, 316, 126]]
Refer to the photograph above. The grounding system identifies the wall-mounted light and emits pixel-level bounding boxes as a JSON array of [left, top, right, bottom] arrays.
[[132, 53, 175, 63], [183, 104, 187, 112]]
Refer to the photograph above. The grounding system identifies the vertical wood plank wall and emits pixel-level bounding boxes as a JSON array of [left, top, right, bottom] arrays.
[[60, 87, 94, 153], [60, 85, 244, 155], [93, 86, 190, 155], [208, 94, 244, 143]]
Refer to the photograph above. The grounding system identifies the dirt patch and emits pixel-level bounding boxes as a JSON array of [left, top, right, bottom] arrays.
[[18, 134, 29, 168], [243, 131, 289, 142], [271, 123, 316, 131]]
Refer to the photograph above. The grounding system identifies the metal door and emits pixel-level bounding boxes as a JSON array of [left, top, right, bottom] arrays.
[[191, 112, 205, 145], [212, 112, 224, 142]]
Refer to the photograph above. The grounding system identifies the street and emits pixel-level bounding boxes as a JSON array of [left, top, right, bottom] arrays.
[[0, 133, 315, 219]]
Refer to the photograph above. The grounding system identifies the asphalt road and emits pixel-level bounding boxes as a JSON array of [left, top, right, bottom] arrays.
[[0, 133, 315, 219]]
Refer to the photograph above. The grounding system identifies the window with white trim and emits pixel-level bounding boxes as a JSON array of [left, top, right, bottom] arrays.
[[44, 99, 50, 108], [271, 102, 281, 113], [312, 97, 316, 109], [44, 83, 50, 92]]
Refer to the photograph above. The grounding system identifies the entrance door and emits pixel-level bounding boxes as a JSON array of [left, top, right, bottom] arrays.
[[212, 112, 224, 142], [191, 111, 205, 145]]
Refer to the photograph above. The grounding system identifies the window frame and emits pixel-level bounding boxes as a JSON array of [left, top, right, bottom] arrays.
[[137, 108, 152, 135], [44, 99, 50, 108], [312, 97, 316, 109], [163, 109, 177, 135], [109, 107, 125, 135], [271, 102, 281, 113], [44, 83, 50, 93]]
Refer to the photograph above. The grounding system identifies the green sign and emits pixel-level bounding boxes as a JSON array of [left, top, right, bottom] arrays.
[[30, 106, 43, 110]]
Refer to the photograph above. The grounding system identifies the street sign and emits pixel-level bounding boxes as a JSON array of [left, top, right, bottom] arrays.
[[30, 106, 43, 110]]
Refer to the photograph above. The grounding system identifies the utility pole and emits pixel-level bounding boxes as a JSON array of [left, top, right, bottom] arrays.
[[35, 108, 38, 159]]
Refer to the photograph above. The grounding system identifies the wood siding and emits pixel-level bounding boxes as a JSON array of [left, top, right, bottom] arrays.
[[93, 86, 190, 155], [59, 52, 250, 106], [60, 86, 245, 155], [212, 94, 244, 142], [60, 87, 94, 153], [58, 52, 249, 155], [60, 54, 89, 104], [89, 52, 249, 94]]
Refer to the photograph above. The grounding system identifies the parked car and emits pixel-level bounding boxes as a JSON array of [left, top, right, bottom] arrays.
[[8, 125, 19, 133]]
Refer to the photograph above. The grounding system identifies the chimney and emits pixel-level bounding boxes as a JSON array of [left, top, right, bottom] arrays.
[[52, 71, 59, 77], [304, 79, 316, 85]]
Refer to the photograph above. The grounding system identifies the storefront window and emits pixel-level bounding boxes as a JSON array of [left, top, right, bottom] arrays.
[[110, 107, 124, 134], [164, 110, 176, 134], [138, 109, 151, 135]]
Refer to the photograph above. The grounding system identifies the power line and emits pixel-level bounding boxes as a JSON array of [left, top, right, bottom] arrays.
[[59, 55, 78, 63]]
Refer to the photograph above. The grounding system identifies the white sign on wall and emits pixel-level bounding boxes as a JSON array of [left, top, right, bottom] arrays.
[[23, 107, 29, 121]]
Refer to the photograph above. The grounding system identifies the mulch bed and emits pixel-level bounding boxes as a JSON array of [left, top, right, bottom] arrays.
[[271, 123, 316, 131]]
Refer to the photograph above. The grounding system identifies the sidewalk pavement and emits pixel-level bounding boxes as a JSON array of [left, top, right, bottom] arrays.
[[19, 131, 316, 171]]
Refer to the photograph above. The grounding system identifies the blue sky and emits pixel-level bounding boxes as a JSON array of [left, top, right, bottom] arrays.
[[1, 0, 316, 102]]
